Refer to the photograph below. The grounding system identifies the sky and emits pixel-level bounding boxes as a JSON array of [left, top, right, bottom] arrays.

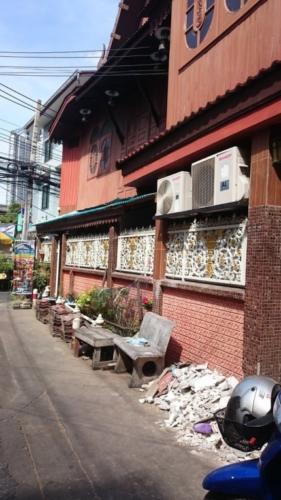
[[0, 0, 119, 202]]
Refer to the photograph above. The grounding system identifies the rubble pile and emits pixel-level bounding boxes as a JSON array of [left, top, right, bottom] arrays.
[[140, 364, 258, 463]]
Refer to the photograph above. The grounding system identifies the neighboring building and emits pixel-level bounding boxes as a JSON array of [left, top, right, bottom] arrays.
[[37, 0, 281, 381], [8, 71, 94, 229], [6, 131, 30, 206]]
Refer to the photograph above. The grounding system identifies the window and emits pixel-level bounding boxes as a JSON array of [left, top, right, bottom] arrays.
[[225, 0, 247, 12], [41, 184, 50, 210], [89, 142, 100, 176], [88, 128, 112, 178], [185, 0, 215, 49], [44, 140, 52, 162], [99, 135, 111, 173]]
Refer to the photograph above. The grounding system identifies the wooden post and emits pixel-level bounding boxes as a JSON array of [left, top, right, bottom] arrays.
[[152, 219, 168, 315], [49, 237, 58, 296], [69, 268, 75, 297], [59, 233, 67, 296], [107, 225, 118, 288]]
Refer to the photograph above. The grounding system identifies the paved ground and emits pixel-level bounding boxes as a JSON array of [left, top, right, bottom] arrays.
[[0, 293, 217, 500]]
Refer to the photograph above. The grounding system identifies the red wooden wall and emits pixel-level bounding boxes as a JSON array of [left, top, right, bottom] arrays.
[[167, 0, 281, 127]]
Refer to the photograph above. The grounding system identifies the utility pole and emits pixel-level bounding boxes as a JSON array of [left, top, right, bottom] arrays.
[[22, 100, 41, 241]]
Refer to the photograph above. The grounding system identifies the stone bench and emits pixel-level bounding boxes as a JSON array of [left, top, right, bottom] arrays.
[[114, 312, 175, 388], [73, 325, 118, 370]]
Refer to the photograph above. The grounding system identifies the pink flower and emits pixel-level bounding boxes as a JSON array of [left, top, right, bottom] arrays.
[[142, 296, 153, 308]]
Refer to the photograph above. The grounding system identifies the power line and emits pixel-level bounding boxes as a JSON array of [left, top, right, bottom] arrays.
[[0, 62, 161, 69], [0, 88, 55, 120], [0, 183, 58, 219], [0, 46, 150, 54], [0, 71, 167, 77], [0, 92, 37, 112], [0, 52, 163, 60], [0, 117, 20, 127], [0, 129, 62, 163], [0, 156, 61, 187]]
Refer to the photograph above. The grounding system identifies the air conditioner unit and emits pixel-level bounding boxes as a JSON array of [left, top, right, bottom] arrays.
[[156, 171, 192, 215], [191, 147, 249, 209]]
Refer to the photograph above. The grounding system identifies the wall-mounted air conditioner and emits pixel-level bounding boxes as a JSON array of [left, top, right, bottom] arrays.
[[156, 171, 192, 215], [191, 147, 249, 209]]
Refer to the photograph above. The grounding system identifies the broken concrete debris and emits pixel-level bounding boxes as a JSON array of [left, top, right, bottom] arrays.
[[140, 363, 258, 463]]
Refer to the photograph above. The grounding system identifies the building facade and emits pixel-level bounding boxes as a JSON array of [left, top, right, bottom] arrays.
[[37, 0, 281, 380]]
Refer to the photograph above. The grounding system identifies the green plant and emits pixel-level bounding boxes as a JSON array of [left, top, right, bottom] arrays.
[[0, 254, 13, 291], [0, 203, 21, 224], [32, 261, 50, 292], [75, 286, 142, 336], [142, 296, 153, 310], [0, 254, 13, 275], [76, 287, 115, 320]]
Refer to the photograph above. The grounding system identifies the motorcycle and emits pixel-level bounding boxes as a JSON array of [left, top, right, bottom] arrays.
[[203, 388, 281, 499]]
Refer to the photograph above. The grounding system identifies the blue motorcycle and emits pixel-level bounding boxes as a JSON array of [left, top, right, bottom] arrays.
[[202, 376, 281, 500]]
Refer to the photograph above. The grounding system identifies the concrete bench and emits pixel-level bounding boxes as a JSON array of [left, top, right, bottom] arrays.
[[114, 312, 175, 388], [73, 325, 118, 370]]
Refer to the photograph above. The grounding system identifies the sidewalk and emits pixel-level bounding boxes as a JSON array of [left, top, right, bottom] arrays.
[[0, 294, 217, 499]]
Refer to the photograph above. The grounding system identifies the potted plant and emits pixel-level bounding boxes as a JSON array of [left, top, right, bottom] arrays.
[[142, 296, 153, 312]]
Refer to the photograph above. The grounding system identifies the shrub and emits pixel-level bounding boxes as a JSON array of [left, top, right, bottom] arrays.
[[32, 261, 50, 292]]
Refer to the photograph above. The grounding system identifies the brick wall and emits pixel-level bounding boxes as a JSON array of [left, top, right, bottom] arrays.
[[243, 206, 281, 380], [163, 287, 244, 378], [62, 270, 104, 297], [112, 276, 153, 301]]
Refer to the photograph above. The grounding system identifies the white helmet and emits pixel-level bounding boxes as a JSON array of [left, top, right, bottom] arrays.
[[217, 376, 281, 451]]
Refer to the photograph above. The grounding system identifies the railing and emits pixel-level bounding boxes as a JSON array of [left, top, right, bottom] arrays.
[[116, 227, 155, 276], [65, 234, 109, 269], [166, 216, 247, 286]]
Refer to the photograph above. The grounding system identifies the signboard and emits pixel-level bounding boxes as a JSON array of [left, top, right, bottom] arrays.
[[12, 240, 35, 294], [0, 224, 15, 245]]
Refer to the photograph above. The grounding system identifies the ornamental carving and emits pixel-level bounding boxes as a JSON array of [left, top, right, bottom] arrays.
[[166, 215, 247, 285], [117, 227, 155, 276], [185, 0, 215, 49], [185, 0, 252, 49], [65, 234, 109, 269]]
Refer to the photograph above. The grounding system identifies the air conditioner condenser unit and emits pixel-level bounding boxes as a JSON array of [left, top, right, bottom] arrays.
[[156, 171, 192, 215], [191, 146, 249, 209]]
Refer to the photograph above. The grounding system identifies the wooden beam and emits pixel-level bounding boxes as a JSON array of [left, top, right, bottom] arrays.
[[124, 97, 281, 186], [106, 104, 125, 144], [136, 78, 160, 127]]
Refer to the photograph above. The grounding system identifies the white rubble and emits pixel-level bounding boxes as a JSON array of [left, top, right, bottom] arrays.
[[140, 363, 258, 463]]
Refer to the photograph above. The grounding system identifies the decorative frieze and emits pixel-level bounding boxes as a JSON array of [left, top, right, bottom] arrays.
[[65, 234, 109, 269], [116, 227, 155, 275], [166, 215, 247, 285]]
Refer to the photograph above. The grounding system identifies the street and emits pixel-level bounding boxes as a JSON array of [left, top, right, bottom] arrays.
[[0, 293, 215, 500]]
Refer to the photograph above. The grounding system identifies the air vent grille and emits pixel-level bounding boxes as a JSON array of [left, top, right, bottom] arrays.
[[157, 179, 173, 214], [192, 157, 215, 208]]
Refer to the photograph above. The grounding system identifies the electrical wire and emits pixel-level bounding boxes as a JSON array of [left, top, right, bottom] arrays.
[[0, 46, 150, 54], [0, 88, 55, 120], [0, 156, 61, 188], [0, 71, 167, 78], [0, 92, 38, 112], [0, 182, 58, 219], [0, 62, 165, 69], [0, 117, 20, 127], [0, 129, 62, 163]]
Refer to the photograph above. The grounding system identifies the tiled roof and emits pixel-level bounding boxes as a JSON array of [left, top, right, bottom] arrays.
[[36, 193, 155, 228]]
